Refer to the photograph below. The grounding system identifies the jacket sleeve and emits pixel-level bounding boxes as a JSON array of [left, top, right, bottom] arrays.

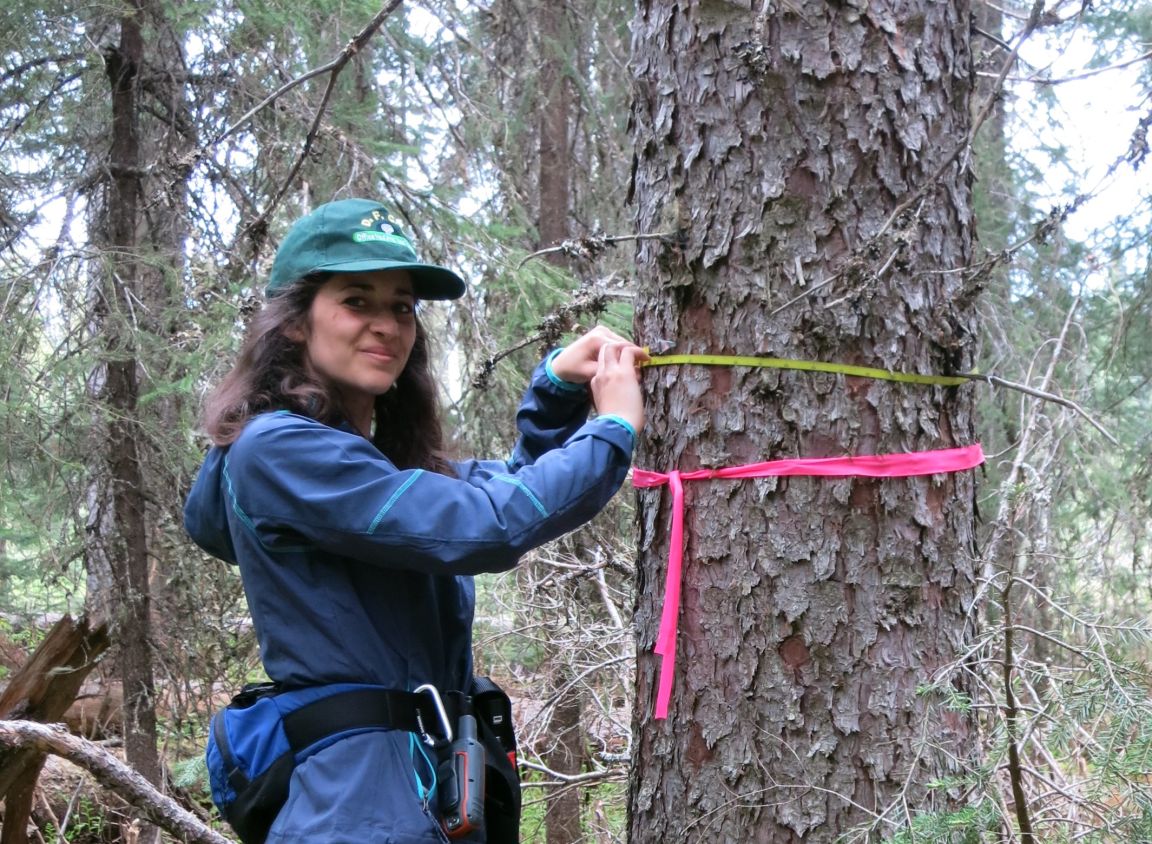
[[508, 351, 594, 470], [224, 409, 634, 576], [453, 352, 594, 481]]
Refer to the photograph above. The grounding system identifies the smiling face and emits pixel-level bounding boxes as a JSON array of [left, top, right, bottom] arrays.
[[301, 270, 418, 433]]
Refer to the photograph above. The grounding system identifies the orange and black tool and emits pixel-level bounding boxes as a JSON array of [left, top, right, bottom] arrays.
[[438, 709, 486, 838]]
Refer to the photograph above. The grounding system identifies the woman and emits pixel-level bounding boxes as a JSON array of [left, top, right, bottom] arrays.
[[184, 198, 646, 844]]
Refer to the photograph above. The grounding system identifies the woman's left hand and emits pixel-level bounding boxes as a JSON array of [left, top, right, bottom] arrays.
[[550, 325, 649, 384], [590, 342, 646, 433]]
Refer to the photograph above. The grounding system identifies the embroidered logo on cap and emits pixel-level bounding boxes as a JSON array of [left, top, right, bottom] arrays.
[[351, 209, 415, 253]]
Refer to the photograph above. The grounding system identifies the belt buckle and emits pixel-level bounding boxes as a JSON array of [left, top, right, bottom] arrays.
[[413, 683, 454, 748]]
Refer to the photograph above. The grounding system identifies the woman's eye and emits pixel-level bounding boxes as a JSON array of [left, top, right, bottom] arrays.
[[343, 297, 367, 308], [394, 302, 414, 316]]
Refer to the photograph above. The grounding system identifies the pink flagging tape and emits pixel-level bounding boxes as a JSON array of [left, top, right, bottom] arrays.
[[633, 444, 985, 719]]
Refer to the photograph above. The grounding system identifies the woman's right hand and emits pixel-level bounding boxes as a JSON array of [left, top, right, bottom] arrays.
[[590, 341, 646, 434], [548, 325, 650, 383]]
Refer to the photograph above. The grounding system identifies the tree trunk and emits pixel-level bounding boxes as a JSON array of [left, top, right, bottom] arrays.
[[538, 0, 572, 255], [84, 3, 168, 821], [628, 1, 979, 841], [536, 6, 588, 840], [542, 685, 586, 842]]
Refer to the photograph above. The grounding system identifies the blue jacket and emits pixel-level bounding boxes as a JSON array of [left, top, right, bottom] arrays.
[[185, 356, 634, 842]]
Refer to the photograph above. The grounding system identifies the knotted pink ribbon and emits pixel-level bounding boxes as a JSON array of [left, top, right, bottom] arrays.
[[632, 443, 986, 719]]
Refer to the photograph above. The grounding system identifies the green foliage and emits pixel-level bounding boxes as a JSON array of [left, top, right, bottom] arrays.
[[517, 772, 549, 843], [42, 796, 114, 844], [582, 780, 629, 841], [0, 615, 49, 682], [517, 777, 628, 843], [917, 681, 974, 715], [171, 753, 211, 793], [876, 799, 1000, 844], [1081, 0, 1152, 60]]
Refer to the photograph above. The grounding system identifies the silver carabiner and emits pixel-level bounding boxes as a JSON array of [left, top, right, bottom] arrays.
[[413, 683, 454, 747]]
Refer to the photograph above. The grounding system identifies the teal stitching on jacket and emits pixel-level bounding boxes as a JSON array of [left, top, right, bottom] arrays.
[[222, 456, 310, 553], [544, 348, 584, 392], [222, 458, 259, 533], [368, 470, 425, 534], [495, 474, 549, 517], [597, 413, 637, 441]]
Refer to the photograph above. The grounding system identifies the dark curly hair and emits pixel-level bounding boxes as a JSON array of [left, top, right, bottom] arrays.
[[201, 274, 455, 476]]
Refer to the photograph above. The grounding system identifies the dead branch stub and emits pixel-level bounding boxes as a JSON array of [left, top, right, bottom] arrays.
[[0, 614, 109, 843]]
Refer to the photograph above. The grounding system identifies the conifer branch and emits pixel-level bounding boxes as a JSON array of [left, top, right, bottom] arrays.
[[203, 1, 403, 154], [956, 372, 1118, 446], [244, 0, 406, 243], [517, 232, 676, 269], [470, 284, 613, 389], [517, 759, 624, 787], [165, 1, 405, 266]]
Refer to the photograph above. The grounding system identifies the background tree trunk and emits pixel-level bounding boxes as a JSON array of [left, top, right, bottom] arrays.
[[537, 0, 572, 256], [93, 5, 162, 803], [535, 5, 589, 840], [82, 5, 191, 836], [628, 1, 979, 840]]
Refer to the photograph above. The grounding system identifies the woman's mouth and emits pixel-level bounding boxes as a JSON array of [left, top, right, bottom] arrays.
[[361, 347, 397, 363]]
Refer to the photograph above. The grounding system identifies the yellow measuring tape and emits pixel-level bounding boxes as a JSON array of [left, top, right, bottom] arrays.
[[642, 353, 973, 387]]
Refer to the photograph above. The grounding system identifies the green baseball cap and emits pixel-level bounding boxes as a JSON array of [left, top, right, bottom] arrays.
[[267, 198, 466, 299]]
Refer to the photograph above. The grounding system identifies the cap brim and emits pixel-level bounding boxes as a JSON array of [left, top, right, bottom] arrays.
[[314, 259, 467, 300]]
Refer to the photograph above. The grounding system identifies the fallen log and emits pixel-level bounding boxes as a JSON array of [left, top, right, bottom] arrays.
[[0, 720, 232, 844]]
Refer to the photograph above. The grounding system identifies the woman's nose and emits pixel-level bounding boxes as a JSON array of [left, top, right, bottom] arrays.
[[368, 309, 399, 335]]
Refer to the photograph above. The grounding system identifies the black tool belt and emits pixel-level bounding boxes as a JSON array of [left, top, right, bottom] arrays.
[[214, 678, 521, 844], [271, 684, 467, 749]]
